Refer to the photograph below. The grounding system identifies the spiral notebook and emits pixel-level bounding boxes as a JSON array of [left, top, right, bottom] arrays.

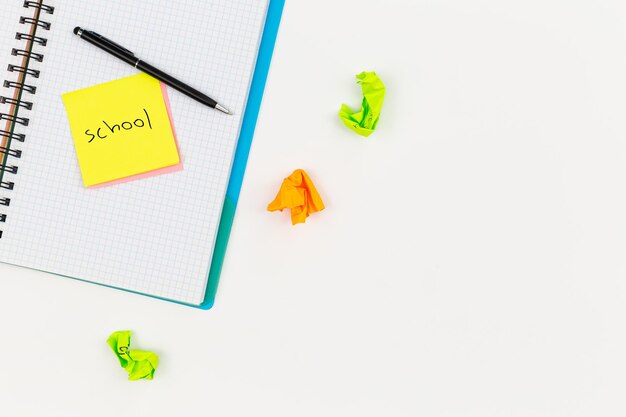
[[0, 0, 283, 308]]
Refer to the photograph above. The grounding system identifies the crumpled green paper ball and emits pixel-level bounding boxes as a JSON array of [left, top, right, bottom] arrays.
[[107, 330, 159, 381], [339, 71, 386, 137]]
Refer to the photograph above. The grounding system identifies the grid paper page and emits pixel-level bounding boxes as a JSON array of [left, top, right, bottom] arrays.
[[0, 0, 269, 305]]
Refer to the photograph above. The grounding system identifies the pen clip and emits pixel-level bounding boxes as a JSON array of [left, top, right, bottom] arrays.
[[91, 31, 135, 56]]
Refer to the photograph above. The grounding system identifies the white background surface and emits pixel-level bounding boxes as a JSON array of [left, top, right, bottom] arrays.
[[2, 0, 626, 415]]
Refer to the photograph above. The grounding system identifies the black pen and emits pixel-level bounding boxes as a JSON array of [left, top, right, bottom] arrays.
[[73, 27, 232, 115]]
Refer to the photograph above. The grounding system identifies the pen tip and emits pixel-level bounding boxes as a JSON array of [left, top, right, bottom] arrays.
[[73, 27, 81, 35], [215, 103, 233, 115]]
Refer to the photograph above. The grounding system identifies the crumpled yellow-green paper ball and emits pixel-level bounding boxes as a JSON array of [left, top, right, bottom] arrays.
[[107, 330, 159, 380], [339, 71, 386, 137]]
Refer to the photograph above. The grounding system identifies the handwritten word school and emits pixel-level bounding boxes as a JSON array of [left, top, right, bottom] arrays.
[[85, 108, 153, 143]]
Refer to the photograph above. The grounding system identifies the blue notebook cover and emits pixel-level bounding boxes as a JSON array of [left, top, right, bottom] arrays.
[[196, 0, 284, 309]]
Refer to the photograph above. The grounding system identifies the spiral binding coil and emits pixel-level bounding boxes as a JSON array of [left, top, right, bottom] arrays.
[[0, 1, 53, 238]]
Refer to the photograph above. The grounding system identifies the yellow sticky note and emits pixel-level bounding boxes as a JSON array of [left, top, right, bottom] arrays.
[[62, 73, 180, 187]]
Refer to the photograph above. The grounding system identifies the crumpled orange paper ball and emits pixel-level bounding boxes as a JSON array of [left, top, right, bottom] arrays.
[[267, 169, 325, 225]]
